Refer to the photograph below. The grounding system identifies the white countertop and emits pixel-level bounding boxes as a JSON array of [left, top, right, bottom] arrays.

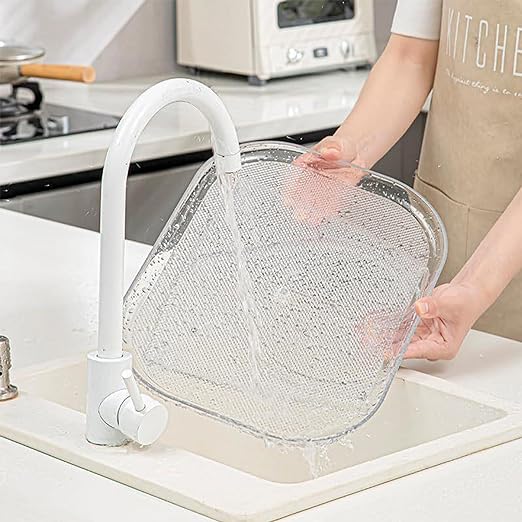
[[1, 208, 521, 521], [0, 70, 369, 185]]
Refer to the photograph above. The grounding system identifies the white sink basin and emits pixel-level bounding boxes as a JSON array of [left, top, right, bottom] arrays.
[[2, 354, 522, 521]]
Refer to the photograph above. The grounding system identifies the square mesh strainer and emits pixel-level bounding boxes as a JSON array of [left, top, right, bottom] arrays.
[[123, 142, 447, 445]]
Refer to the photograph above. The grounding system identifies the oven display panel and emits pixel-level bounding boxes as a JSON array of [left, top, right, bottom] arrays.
[[277, 0, 355, 28]]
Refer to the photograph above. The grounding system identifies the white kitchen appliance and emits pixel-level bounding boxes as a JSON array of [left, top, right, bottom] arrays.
[[176, 0, 377, 85]]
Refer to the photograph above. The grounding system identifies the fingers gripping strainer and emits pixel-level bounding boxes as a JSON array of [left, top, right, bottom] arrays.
[[123, 142, 447, 444]]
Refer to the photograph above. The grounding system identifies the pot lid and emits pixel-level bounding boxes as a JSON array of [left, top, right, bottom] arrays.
[[0, 41, 45, 65]]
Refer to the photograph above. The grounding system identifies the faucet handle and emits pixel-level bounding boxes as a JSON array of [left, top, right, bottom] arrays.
[[118, 391, 168, 446], [0, 336, 18, 401], [99, 368, 168, 446], [122, 369, 145, 412]]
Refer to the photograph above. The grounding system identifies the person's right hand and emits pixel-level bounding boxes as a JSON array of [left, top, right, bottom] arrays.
[[404, 282, 486, 361]]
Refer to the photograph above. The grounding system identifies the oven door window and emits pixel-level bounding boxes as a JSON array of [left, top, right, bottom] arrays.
[[277, 0, 355, 28]]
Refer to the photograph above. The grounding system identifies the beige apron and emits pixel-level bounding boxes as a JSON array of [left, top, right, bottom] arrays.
[[416, 0, 522, 340]]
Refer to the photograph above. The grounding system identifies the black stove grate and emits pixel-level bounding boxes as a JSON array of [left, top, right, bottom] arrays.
[[0, 81, 120, 145]]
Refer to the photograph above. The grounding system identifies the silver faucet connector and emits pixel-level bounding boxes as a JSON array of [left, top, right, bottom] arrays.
[[0, 336, 18, 401]]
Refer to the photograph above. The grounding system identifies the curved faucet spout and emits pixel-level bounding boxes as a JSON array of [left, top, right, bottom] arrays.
[[97, 79, 241, 359]]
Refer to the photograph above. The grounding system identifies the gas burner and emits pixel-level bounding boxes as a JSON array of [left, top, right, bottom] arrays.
[[0, 80, 120, 145], [1, 112, 46, 141], [0, 81, 43, 119], [0, 96, 30, 118]]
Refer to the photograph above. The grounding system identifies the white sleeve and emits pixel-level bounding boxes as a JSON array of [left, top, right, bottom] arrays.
[[391, 0, 443, 41]]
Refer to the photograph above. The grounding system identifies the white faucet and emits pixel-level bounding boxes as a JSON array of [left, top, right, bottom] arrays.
[[86, 79, 241, 446]]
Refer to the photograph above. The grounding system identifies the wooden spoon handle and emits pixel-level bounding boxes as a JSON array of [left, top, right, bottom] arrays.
[[19, 64, 96, 83]]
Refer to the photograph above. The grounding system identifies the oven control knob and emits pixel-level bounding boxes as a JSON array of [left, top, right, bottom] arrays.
[[340, 40, 352, 58], [287, 48, 304, 64]]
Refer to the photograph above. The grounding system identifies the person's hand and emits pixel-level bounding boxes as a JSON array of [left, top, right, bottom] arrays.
[[284, 136, 367, 224], [404, 282, 486, 361], [308, 135, 358, 163], [296, 135, 369, 169]]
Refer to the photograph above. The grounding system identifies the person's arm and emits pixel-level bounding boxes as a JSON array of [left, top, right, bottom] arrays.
[[406, 188, 522, 360], [453, 188, 522, 312], [316, 34, 439, 167], [287, 35, 439, 225]]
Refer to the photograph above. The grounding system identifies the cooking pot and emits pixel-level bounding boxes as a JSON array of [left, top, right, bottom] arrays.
[[0, 41, 95, 84]]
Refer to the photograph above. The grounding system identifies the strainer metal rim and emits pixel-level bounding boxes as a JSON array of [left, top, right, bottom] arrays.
[[123, 140, 448, 445]]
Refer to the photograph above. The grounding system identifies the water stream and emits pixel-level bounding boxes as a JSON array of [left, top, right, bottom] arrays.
[[218, 170, 263, 388], [217, 169, 352, 478]]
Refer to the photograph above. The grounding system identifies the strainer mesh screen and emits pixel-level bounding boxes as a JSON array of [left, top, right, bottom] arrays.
[[123, 143, 440, 444]]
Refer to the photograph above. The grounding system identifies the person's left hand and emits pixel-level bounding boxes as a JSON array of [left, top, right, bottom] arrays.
[[404, 281, 485, 361], [283, 141, 367, 225]]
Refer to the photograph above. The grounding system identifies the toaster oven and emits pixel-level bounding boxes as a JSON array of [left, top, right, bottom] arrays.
[[176, 0, 377, 85]]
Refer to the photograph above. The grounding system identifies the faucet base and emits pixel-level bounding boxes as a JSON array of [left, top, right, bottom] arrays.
[[86, 351, 132, 446]]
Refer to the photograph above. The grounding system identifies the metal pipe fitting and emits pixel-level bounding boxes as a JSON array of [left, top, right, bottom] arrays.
[[0, 336, 18, 401]]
